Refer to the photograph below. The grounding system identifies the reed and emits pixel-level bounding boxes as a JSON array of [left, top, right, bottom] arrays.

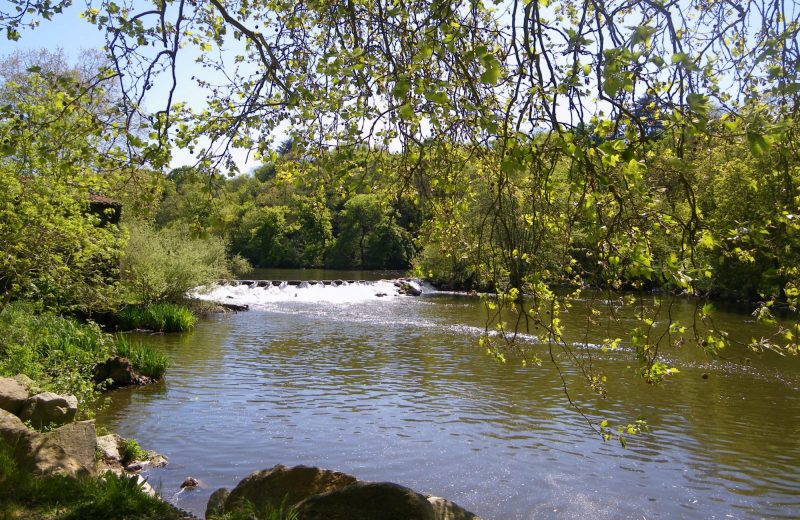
[[114, 335, 170, 381], [116, 303, 197, 332]]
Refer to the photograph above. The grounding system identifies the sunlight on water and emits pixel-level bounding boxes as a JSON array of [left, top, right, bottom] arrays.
[[95, 284, 800, 520]]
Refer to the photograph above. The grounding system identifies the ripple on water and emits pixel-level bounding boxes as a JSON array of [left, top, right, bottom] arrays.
[[93, 297, 800, 520]]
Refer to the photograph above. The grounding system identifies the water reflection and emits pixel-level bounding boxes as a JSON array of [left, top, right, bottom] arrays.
[[94, 291, 800, 519]]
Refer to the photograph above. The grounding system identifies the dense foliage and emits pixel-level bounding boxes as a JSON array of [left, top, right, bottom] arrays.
[[154, 151, 418, 270], [0, 303, 113, 404]]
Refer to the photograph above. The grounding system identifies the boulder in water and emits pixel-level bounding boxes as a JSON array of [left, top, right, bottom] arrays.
[[94, 356, 153, 388], [428, 496, 483, 519], [294, 481, 436, 520], [206, 488, 230, 518], [222, 464, 357, 514], [181, 476, 201, 489], [208, 464, 482, 520], [398, 281, 423, 296]]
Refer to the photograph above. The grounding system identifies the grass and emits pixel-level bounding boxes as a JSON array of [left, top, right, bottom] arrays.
[[119, 438, 148, 466], [116, 303, 197, 332], [0, 439, 185, 520], [0, 302, 114, 405], [209, 497, 298, 520], [114, 335, 170, 381]]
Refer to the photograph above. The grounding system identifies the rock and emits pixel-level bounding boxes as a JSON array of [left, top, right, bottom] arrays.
[[125, 462, 144, 472], [428, 496, 482, 520], [13, 374, 36, 391], [224, 464, 358, 514], [219, 302, 249, 312], [42, 420, 97, 474], [94, 356, 152, 388], [18, 392, 78, 429], [294, 481, 436, 520], [96, 433, 123, 462], [0, 376, 29, 415], [101, 469, 156, 498], [398, 281, 423, 296], [1, 409, 91, 478], [148, 453, 169, 468], [206, 488, 230, 518], [0, 408, 33, 446], [181, 476, 200, 489], [135, 474, 157, 497]]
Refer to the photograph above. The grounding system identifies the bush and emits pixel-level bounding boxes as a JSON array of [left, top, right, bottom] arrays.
[[116, 303, 196, 332], [0, 303, 113, 404], [120, 221, 231, 304], [114, 335, 170, 381]]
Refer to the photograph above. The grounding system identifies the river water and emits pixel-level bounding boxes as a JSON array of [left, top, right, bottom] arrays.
[[94, 271, 800, 519]]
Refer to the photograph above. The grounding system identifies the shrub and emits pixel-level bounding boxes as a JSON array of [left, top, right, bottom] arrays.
[[120, 220, 231, 304], [0, 303, 113, 404], [116, 303, 196, 332], [114, 335, 170, 380]]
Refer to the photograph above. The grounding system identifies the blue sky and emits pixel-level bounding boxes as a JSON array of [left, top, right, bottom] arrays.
[[0, 4, 261, 172]]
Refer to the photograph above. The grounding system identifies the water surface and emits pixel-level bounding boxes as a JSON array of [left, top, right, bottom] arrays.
[[95, 280, 800, 519]]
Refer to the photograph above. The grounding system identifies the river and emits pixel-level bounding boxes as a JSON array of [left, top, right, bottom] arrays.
[[94, 270, 800, 519]]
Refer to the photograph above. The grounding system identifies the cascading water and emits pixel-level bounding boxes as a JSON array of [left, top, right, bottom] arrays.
[[191, 278, 430, 306]]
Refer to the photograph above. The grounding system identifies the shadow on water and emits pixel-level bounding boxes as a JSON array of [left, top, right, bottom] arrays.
[[94, 285, 800, 519]]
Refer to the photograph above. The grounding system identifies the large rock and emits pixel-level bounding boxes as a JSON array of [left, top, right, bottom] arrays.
[[206, 488, 230, 518], [294, 481, 436, 520], [94, 356, 151, 388], [0, 376, 29, 415], [0, 408, 34, 445], [18, 392, 77, 429], [428, 496, 483, 520], [42, 420, 96, 474], [0, 409, 90, 478], [224, 465, 358, 514]]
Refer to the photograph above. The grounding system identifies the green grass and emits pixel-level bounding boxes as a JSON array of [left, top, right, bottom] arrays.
[[0, 302, 113, 404], [0, 439, 183, 520], [114, 335, 170, 380], [119, 438, 148, 466], [209, 497, 298, 520], [116, 303, 197, 332]]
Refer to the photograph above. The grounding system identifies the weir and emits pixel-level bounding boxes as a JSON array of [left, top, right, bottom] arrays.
[[194, 278, 428, 306], [223, 278, 422, 288]]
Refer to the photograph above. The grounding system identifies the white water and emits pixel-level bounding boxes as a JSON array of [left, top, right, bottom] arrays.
[[191, 279, 430, 306]]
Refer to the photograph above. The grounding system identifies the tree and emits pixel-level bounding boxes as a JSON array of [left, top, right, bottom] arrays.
[[6, 0, 800, 436], [0, 54, 127, 312]]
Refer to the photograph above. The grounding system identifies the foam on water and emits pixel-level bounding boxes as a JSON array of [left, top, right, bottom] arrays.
[[191, 279, 429, 306]]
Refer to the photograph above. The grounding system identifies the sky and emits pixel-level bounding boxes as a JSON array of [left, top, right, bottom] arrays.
[[0, 2, 263, 173]]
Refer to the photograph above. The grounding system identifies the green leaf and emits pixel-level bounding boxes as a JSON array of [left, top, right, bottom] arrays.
[[480, 60, 502, 85], [424, 90, 449, 105], [747, 131, 769, 157], [392, 78, 412, 99], [632, 26, 657, 46], [397, 103, 415, 119], [686, 93, 708, 115]]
